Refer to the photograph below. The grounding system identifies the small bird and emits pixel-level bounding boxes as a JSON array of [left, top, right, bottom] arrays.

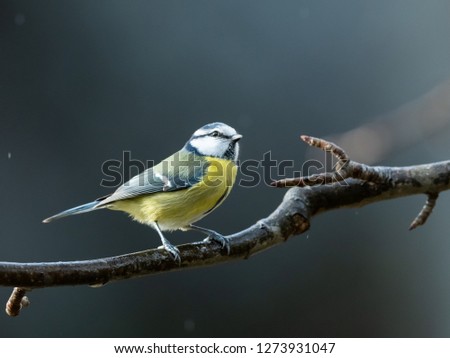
[[43, 122, 242, 261]]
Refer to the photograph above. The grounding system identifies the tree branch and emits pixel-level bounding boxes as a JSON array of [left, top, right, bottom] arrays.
[[5, 287, 30, 317], [2, 136, 450, 316]]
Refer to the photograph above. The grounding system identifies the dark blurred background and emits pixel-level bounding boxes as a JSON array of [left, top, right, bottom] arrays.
[[1, 0, 450, 337]]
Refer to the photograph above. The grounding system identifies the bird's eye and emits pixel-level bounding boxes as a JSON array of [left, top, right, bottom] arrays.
[[210, 131, 220, 137]]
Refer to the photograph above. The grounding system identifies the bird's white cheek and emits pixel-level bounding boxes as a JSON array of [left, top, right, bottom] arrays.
[[190, 137, 228, 157]]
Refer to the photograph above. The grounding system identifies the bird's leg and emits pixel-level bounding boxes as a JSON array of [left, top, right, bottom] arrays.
[[152, 222, 181, 262], [187, 224, 231, 254]]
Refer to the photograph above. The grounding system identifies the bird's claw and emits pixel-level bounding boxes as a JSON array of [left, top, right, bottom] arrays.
[[158, 243, 181, 263], [203, 233, 231, 254]]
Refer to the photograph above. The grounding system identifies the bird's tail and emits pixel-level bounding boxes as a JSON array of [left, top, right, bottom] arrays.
[[42, 200, 103, 223]]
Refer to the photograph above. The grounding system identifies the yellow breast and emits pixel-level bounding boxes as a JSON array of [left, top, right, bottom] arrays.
[[110, 157, 237, 231]]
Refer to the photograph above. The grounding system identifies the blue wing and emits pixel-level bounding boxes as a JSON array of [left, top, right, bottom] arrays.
[[96, 153, 208, 207]]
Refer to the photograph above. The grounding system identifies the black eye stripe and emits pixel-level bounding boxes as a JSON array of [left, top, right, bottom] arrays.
[[210, 131, 227, 138], [194, 132, 230, 139]]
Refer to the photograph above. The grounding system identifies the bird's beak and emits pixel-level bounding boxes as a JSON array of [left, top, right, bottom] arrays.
[[232, 134, 243, 142]]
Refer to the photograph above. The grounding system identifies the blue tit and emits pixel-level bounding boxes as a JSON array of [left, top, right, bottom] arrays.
[[43, 122, 242, 261]]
